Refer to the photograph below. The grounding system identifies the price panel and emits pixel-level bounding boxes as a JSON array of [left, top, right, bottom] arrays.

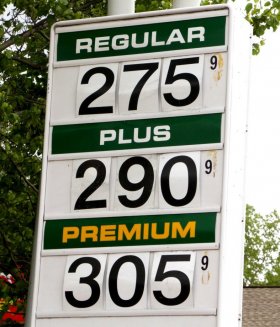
[[50, 53, 226, 123], [27, 5, 250, 327], [45, 150, 223, 215], [37, 250, 219, 315]]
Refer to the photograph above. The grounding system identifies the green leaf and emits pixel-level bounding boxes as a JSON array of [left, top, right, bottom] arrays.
[[246, 3, 253, 14]]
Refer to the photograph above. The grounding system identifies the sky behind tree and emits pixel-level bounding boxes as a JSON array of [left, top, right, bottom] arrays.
[[246, 28, 280, 215]]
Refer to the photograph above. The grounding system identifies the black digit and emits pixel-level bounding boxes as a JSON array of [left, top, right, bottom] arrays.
[[153, 255, 191, 306], [79, 67, 114, 115], [210, 55, 218, 70], [118, 156, 154, 208], [205, 160, 212, 174], [161, 155, 197, 206], [65, 257, 101, 308], [123, 62, 159, 111], [109, 255, 145, 307], [201, 256, 209, 271], [163, 57, 200, 107], [74, 160, 106, 210]]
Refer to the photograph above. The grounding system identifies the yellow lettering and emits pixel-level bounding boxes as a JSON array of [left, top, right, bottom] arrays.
[[143, 223, 149, 240], [118, 224, 141, 241], [171, 221, 196, 239], [151, 222, 170, 239], [62, 221, 197, 245], [100, 225, 116, 241], [62, 227, 79, 243], [81, 226, 98, 242]]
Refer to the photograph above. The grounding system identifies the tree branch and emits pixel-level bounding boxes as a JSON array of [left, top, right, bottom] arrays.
[[0, 230, 18, 270], [38, 30, 50, 41], [0, 143, 39, 194], [0, 18, 48, 53], [10, 158, 39, 194], [12, 56, 45, 70]]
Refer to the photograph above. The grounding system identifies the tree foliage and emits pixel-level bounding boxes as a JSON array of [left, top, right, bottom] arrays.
[[0, 0, 280, 324], [244, 205, 280, 286], [0, 0, 107, 323], [244, 0, 280, 54], [136, 0, 280, 54]]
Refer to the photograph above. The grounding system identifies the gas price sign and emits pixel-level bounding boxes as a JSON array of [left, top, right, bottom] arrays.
[[26, 5, 250, 327]]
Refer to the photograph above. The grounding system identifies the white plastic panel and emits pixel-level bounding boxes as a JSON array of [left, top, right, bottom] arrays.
[[50, 67, 78, 123], [36, 316, 216, 327], [118, 59, 161, 114], [113, 155, 157, 210], [45, 160, 73, 215], [63, 254, 107, 311], [158, 152, 200, 209], [203, 53, 227, 109], [37, 256, 66, 314], [76, 63, 119, 117], [105, 252, 150, 310], [150, 251, 196, 309], [193, 250, 219, 308], [71, 158, 111, 212], [200, 150, 223, 207], [161, 55, 204, 112]]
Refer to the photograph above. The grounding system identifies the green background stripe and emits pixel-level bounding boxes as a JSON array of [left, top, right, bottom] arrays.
[[51, 113, 222, 154], [56, 16, 226, 61], [44, 212, 216, 250]]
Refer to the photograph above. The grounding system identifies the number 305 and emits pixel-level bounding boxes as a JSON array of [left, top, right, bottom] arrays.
[[63, 252, 196, 311]]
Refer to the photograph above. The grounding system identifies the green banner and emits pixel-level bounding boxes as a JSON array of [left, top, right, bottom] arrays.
[[56, 16, 226, 62], [51, 113, 222, 155], [44, 212, 216, 250]]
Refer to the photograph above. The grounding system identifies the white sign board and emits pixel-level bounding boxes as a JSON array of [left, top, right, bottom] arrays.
[[26, 5, 250, 327]]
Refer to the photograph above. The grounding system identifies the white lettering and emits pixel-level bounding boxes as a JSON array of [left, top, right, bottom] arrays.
[[112, 34, 129, 50], [100, 126, 170, 145], [166, 29, 185, 45], [153, 125, 170, 142], [134, 127, 151, 143], [100, 130, 116, 145], [76, 38, 92, 53], [131, 32, 149, 48], [119, 129, 132, 144], [95, 36, 110, 52], [151, 31, 165, 46], [187, 27, 205, 42], [75, 27, 205, 55]]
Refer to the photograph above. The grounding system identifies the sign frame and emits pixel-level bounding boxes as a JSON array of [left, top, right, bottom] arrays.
[[25, 4, 251, 327]]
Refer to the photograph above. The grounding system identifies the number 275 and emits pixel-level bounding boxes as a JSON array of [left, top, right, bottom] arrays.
[[77, 56, 203, 115]]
